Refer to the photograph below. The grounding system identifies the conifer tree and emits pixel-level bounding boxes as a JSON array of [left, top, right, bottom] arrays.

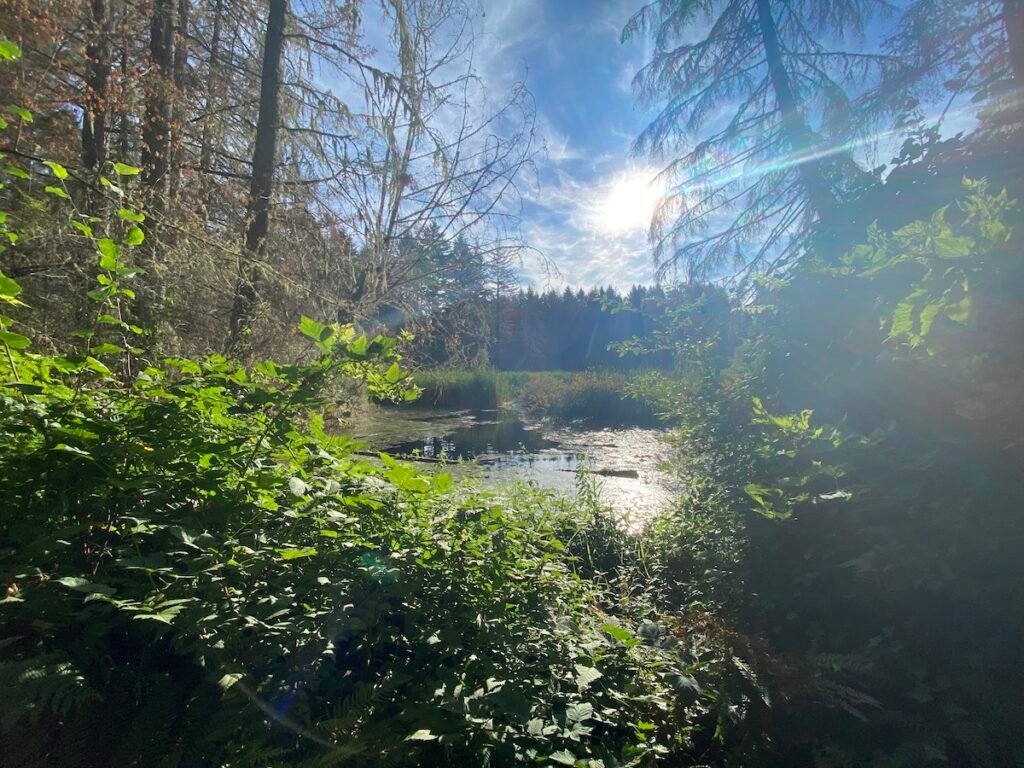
[[624, 0, 890, 279]]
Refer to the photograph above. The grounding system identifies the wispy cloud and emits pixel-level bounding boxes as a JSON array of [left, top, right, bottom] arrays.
[[518, 161, 664, 290], [535, 113, 581, 165], [472, 0, 661, 290]]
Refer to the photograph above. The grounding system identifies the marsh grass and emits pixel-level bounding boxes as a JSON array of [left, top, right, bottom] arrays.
[[405, 369, 662, 426]]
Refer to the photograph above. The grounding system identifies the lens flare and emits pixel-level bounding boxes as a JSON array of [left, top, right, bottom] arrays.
[[591, 169, 663, 235]]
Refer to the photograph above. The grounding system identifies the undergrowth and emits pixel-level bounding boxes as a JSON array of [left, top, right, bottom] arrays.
[[0, 139, 755, 766]]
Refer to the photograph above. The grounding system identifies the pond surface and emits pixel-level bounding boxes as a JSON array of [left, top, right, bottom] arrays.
[[351, 407, 677, 529]]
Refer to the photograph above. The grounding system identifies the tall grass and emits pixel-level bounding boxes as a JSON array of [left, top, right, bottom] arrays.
[[406, 369, 662, 426], [410, 368, 517, 409]]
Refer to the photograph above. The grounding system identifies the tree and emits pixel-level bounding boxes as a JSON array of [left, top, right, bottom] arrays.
[[228, 0, 287, 352], [308, 0, 537, 325], [624, 0, 890, 280], [874, 0, 1024, 122], [81, 0, 112, 171], [142, 0, 175, 190]]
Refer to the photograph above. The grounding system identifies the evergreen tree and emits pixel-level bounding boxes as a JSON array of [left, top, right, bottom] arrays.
[[624, 0, 890, 279]]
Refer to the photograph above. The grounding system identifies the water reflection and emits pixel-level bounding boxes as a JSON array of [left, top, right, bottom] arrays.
[[353, 408, 676, 529], [386, 411, 555, 460]]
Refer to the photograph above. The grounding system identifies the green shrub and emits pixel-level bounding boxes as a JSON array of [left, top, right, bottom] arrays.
[[0, 242, 747, 766], [0, 315, 729, 766], [635, 181, 1024, 766]]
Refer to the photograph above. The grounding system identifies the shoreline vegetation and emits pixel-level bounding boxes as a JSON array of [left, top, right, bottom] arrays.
[[389, 369, 664, 428]]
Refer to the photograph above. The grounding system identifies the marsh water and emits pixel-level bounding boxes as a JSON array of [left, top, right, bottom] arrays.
[[352, 407, 676, 529]]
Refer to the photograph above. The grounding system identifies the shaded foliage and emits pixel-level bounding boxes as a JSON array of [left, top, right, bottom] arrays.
[[634, 164, 1024, 766]]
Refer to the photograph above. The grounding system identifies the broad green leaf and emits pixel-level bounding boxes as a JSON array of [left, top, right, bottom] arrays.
[[574, 665, 602, 690], [947, 294, 970, 323], [43, 161, 68, 179], [0, 270, 22, 302], [549, 750, 577, 766], [112, 162, 141, 176], [118, 208, 145, 222], [0, 329, 30, 348], [433, 472, 454, 493], [918, 301, 942, 340], [133, 612, 176, 625], [97, 239, 119, 269], [100, 177, 124, 195], [600, 623, 639, 646], [0, 40, 22, 60], [56, 577, 116, 595], [348, 335, 368, 357], [565, 701, 593, 722], [933, 234, 972, 258], [276, 547, 317, 560], [71, 220, 94, 237], [5, 105, 31, 123], [4, 163, 29, 179], [45, 185, 69, 199], [83, 356, 112, 375], [298, 315, 331, 342], [124, 226, 144, 246], [217, 673, 244, 690], [406, 730, 437, 741]]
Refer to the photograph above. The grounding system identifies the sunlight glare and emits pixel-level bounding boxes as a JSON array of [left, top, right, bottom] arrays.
[[592, 170, 662, 235]]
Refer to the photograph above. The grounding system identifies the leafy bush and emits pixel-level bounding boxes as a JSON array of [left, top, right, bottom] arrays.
[[635, 179, 1024, 766], [0, 273, 749, 766], [0, 107, 745, 764]]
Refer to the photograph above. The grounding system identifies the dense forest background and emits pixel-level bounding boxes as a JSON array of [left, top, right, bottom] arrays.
[[1, 0, 1024, 766], [0, 0, 536, 359]]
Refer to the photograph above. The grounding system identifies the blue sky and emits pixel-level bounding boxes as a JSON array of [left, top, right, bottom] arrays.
[[470, 0, 984, 292], [476, 0, 662, 290], [345, 0, 983, 294]]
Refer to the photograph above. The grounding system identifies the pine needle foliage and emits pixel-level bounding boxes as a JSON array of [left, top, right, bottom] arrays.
[[624, 0, 891, 280]]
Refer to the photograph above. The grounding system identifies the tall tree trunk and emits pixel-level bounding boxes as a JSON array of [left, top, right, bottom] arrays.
[[81, 0, 111, 171], [1006, 0, 1024, 83], [227, 0, 287, 353], [142, 0, 174, 189], [755, 0, 836, 218], [139, 0, 175, 329], [199, 0, 223, 175], [169, 0, 190, 200], [118, 36, 130, 159]]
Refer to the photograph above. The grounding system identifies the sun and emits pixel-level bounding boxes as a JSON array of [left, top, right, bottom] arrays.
[[593, 169, 663, 235]]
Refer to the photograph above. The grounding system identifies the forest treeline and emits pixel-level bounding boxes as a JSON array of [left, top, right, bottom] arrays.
[[1, 0, 1024, 766], [409, 283, 721, 371]]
